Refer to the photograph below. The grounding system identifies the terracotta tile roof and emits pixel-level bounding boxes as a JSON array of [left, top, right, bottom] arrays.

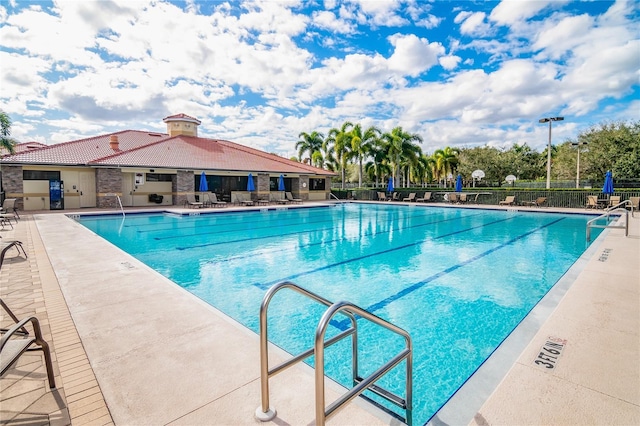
[[94, 136, 333, 175], [2, 131, 333, 176], [1, 131, 168, 165], [163, 113, 201, 124], [1, 141, 48, 156]]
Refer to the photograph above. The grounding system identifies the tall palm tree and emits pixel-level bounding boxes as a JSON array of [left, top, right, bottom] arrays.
[[382, 127, 423, 187], [365, 139, 391, 188], [412, 154, 435, 186], [1, 111, 16, 154], [349, 124, 380, 188], [433, 146, 460, 187], [325, 121, 354, 189], [295, 131, 324, 165]]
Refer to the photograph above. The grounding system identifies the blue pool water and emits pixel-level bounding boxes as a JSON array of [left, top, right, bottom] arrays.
[[75, 204, 601, 424]]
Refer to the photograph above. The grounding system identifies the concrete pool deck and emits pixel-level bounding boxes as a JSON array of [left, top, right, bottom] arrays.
[[1, 202, 638, 425]]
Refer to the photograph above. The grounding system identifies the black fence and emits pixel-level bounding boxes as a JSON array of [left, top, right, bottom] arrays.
[[332, 188, 640, 209]]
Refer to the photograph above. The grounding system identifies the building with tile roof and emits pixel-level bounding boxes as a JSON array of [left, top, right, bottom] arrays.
[[1, 114, 334, 210]]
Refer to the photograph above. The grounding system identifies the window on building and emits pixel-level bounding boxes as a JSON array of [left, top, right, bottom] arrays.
[[146, 173, 173, 182], [23, 170, 61, 180], [309, 178, 325, 190]]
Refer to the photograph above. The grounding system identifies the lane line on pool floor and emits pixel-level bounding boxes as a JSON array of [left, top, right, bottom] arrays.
[[253, 215, 521, 290]]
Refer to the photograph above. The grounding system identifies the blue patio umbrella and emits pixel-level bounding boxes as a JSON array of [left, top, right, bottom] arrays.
[[455, 174, 463, 192], [199, 172, 208, 192], [602, 170, 614, 195], [278, 174, 285, 191], [387, 177, 394, 193], [247, 173, 255, 192]]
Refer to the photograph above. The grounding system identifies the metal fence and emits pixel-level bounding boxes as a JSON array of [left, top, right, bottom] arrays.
[[332, 189, 640, 209]]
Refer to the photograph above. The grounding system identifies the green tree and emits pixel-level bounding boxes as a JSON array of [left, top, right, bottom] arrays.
[[295, 131, 324, 166], [349, 124, 380, 188], [433, 146, 459, 187], [325, 122, 354, 189], [364, 139, 391, 188], [1, 111, 16, 154], [382, 127, 422, 187], [574, 120, 640, 181]]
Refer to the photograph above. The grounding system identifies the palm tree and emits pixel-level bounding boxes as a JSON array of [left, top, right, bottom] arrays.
[[349, 124, 380, 188], [295, 131, 324, 165], [325, 121, 354, 189], [433, 146, 459, 187], [413, 154, 435, 187], [1, 111, 16, 154], [382, 127, 423, 187], [365, 139, 391, 188]]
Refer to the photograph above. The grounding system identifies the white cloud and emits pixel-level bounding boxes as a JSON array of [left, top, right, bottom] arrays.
[[387, 34, 444, 76], [439, 55, 461, 70], [459, 11, 491, 36], [489, 0, 559, 26]]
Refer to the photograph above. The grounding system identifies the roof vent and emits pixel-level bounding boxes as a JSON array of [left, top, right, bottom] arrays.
[[109, 135, 119, 150]]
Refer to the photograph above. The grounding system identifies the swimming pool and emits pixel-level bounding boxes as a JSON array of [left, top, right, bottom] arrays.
[[75, 203, 602, 424]]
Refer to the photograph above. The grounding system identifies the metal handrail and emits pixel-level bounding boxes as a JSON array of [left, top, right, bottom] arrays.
[[586, 205, 629, 242], [256, 281, 413, 425]]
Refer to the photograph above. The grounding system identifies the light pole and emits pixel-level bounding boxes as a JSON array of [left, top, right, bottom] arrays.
[[572, 141, 587, 189], [539, 116, 564, 189]]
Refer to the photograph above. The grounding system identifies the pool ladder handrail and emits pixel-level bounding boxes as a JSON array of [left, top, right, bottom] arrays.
[[586, 201, 630, 242], [256, 281, 413, 426]]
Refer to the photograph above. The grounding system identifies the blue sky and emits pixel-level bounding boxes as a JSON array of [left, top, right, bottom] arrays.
[[1, 0, 638, 158]]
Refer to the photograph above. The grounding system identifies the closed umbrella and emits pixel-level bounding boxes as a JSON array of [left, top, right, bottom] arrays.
[[455, 174, 462, 192], [199, 172, 208, 192], [387, 177, 394, 193], [602, 170, 614, 195], [278, 174, 285, 191], [247, 173, 255, 192]]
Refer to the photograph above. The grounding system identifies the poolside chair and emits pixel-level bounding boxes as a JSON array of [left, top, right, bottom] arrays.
[[0, 198, 19, 220], [459, 193, 468, 203], [402, 193, 416, 202], [0, 240, 27, 269], [522, 197, 547, 207], [185, 193, 204, 208], [448, 193, 459, 203], [416, 192, 432, 202], [608, 195, 621, 208], [391, 192, 400, 201], [499, 195, 516, 206], [627, 197, 639, 217], [208, 193, 227, 208], [0, 299, 56, 389], [285, 192, 302, 204], [377, 192, 388, 201], [586, 195, 599, 209]]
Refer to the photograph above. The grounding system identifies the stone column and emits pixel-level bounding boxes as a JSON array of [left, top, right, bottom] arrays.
[[176, 170, 194, 207], [257, 173, 270, 201], [1, 165, 24, 209], [96, 168, 122, 208]]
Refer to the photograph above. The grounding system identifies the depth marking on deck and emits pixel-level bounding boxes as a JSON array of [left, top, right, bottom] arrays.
[[598, 248, 612, 262], [533, 336, 567, 371]]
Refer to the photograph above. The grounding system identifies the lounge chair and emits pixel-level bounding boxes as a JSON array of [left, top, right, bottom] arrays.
[[0, 240, 27, 269], [185, 193, 204, 208], [232, 193, 254, 206], [391, 192, 400, 201], [377, 192, 388, 201], [499, 195, 516, 206], [402, 193, 416, 202], [285, 192, 302, 204], [0, 298, 56, 389], [459, 193, 468, 203], [0, 198, 19, 220], [416, 192, 432, 202], [586, 195, 599, 209], [448, 193, 458, 203], [522, 197, 547, 207], [608, 195, 621, 208], [206, 193, 227, 208]]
